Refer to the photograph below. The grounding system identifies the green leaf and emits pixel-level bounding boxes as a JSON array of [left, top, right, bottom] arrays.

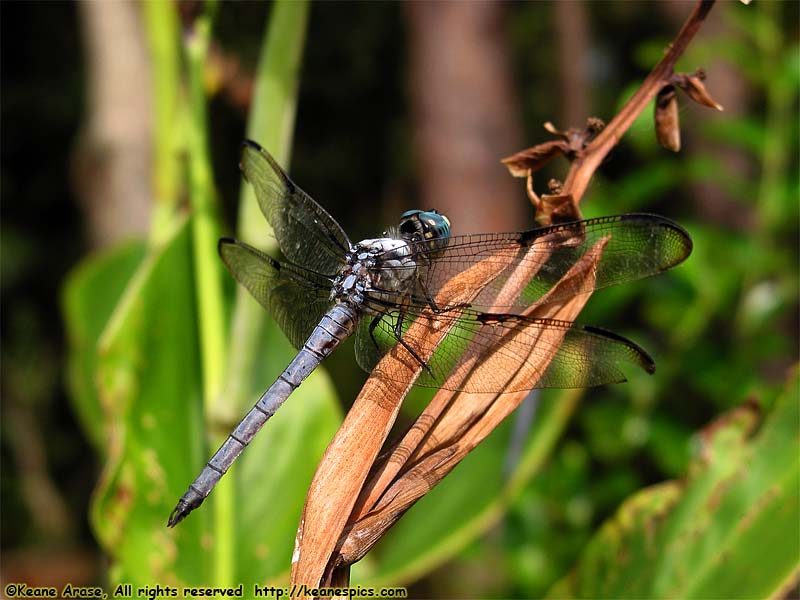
[[90, 218, 209, 584], [62, 240, 147, 452], [73, 214, 341, 585], [547, 375, 800, 599]]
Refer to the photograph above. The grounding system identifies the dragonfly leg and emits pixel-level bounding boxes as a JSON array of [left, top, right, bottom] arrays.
[[368, 314, 384, 350], [416, 274, 442, 312], [392, 308, 435, 377], [415, 273, 470, 315], [367, 299, 410, 342], [368, 311, 434, 378], [392, 307, 407, 338], [396, 336, 435, 378]]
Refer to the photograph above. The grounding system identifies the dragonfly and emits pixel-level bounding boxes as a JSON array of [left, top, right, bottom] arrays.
[[168, 140, 692, 527]]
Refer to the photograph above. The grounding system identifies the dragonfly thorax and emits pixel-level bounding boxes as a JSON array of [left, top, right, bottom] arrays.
[[331, 237, 418, 309]]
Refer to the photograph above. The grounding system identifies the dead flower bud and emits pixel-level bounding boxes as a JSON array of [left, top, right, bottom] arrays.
[[655, 85, 681, 152], [682, 72, 724, 111], [544, 119, 604, 150], [536, 192, 582, 227], [586, 117, 606, 136], [547, 178, 564, 195]]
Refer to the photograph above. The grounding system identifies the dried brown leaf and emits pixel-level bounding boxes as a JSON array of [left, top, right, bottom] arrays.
[[290, 245, 525, 589], [501, 140, 569, 177], [346, 228, 567, 520], [289, 374, 410, 590], [333, 237, 610, 568], [536, 193, 583, 227]]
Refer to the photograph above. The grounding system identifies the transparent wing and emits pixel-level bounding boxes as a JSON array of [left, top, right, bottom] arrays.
[[219, 238, 334, 349], [240, 140, 352, 276], [354, 308, 654, 393], [373, 214, 692, 313]]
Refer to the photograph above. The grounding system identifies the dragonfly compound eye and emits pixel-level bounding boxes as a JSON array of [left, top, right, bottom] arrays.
[[399, 209, 451, 252]]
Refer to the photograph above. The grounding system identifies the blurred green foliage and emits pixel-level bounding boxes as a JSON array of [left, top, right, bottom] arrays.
[[494, 4, 800, 597], [1, 1, 797, 597]]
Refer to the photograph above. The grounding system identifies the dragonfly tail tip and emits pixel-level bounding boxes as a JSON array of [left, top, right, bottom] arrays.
[[167, 502, 189, 528]]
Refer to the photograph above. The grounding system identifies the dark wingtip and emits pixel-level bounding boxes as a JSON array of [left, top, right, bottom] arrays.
[[239, 139, 291, 190], [167, 502, 189, 528], [218, 237, 237, 259], [242, 139, 263, 152], [582, 324, 657, 375], [218, 236, 236, 249], [239, 140, 264, 181]]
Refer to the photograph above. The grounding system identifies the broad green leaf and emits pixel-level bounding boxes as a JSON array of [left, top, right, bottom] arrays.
[[90, 218, 209, 584], [62, 240, 147, 452], [76, 216, 341, 584], [548, 376, 800, 599]]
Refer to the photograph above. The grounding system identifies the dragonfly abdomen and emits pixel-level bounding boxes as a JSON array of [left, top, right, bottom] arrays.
[[168, 303, 360, 527]]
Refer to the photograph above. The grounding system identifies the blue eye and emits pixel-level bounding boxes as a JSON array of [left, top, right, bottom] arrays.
[[399, 210, 451, 249], [421, 210, 451, 241]]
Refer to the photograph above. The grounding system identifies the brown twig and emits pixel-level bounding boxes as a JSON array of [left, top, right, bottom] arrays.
[[562, 0, 716, 202], [291, 0, 718, 590]]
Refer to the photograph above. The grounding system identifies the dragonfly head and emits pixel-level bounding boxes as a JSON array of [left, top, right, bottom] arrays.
[[399, 209, 451, 252]]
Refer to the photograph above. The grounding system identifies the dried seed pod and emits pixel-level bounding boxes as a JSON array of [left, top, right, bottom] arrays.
[[655, 85, 681, 152]]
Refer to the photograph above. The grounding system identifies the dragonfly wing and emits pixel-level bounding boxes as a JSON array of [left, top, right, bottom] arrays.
[[398, 214, 691, 313], [240, 140, 352, 276], [355, 308, 654, 393], [219, 238, 334, 350]]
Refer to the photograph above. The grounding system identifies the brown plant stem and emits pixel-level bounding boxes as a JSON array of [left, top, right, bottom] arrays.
[[562, 0, 715, 202]]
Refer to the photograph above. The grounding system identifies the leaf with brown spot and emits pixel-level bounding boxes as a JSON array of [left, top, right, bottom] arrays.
[[548, 375, 799, 599]]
